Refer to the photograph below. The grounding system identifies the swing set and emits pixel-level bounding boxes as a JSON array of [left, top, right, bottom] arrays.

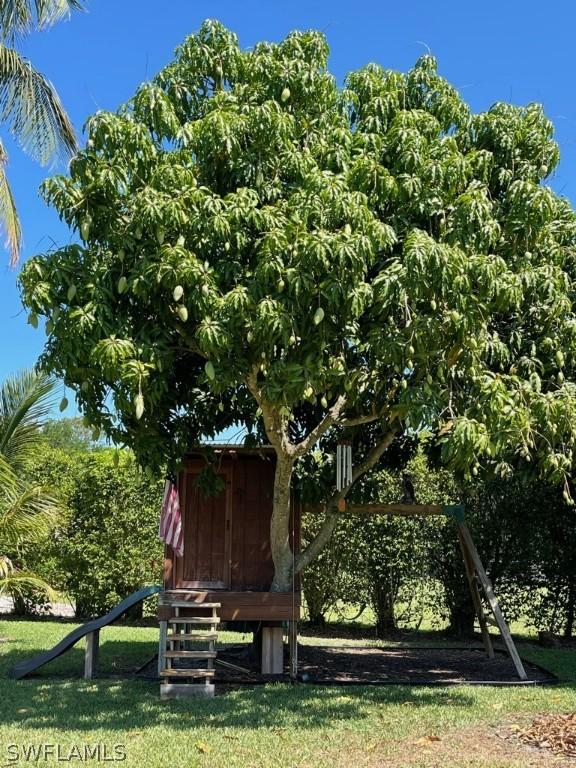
[[304, 499, 528, 681]]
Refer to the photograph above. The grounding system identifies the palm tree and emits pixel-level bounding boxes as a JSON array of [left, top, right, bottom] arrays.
[[0, 369, 61, 601], [0, 0, 82, 266]]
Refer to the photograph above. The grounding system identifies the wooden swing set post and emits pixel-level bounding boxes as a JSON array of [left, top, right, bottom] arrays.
[[457, 521, 527, 680], [457, 527, 494, 659]]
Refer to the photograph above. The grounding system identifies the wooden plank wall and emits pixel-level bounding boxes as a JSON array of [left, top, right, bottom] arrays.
[[231, 455, 275, 590], [181, 470, 227, 585], [164, 449, 301, 595]]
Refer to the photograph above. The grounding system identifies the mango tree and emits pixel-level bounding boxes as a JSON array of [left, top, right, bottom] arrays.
[[20, 20, 576, 591]]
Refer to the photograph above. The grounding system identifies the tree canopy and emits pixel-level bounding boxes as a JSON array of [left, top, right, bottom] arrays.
[[19, 20, 576, 584], [41, 416, 99, 452]]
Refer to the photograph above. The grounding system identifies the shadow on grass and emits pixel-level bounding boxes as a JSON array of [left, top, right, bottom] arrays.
[[0, 640, 158, 679], [0, 675, 479, 732], [0, 634, 484, 732], [2, 639, 574, 734]]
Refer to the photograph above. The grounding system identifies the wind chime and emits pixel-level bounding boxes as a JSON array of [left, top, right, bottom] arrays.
[[336, 439, 353, 505]]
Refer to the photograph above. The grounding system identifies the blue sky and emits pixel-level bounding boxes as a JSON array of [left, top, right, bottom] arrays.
[[2, 0, 576, 398]]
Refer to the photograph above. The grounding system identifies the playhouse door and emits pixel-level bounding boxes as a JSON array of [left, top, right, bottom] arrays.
[[175, 466, 231, 589]]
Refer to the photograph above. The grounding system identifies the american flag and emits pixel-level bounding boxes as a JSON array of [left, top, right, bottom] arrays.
[[159, 479, 183, 557]]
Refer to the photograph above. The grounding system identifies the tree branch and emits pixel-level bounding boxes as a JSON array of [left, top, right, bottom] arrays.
[[246, 366, 293, 455], [337, 413, 379, 428], [295, 423, 400, 573], [337, 382, 400, 429], [348, 424, 399, 485], [293, 394, 347, 457]]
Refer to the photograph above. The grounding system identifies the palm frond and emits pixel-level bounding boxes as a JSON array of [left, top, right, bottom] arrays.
[[0, 553, 12, 577], [0, 453, 16, 497], [0, 44, 77, 167], [0, 369, 55, 472], [0, 560, 58, 602], [0, 138, 20, 265], [0, 481, 61, 545], [0, 0, 84, 41]]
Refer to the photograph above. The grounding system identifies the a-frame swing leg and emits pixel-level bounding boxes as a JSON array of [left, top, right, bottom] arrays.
[[457, 522, 527, 681], [458, 528, 494, 659]]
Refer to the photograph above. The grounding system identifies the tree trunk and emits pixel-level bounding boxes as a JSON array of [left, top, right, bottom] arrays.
[[564, 574, 575, 639], [372, 580, 397, 637], [11, 594, 28, 616], [449, 601, 476, 637], [302, 573, 331, 626], [270, 453, 295, 592], [307, 611, 327, 627]]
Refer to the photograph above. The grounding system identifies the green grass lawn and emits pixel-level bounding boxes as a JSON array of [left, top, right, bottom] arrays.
[[1, 618, 575, 767]]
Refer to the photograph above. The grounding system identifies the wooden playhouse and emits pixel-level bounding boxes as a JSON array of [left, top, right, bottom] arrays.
[[157, 446, 300, 698], [10, 445, 530, 690]]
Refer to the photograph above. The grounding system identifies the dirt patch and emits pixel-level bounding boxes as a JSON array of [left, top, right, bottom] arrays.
[[211, 643, 552, 685], [366, 723, 575, 768], [296, 645, 551, 684]]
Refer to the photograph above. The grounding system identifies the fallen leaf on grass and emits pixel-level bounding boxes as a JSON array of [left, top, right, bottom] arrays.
[[224, 735, 239, 741], [17, 708, 30, 714], [416, 735, 441, 745], [195, 741, 211, 754], [517, 713, 576, 758]]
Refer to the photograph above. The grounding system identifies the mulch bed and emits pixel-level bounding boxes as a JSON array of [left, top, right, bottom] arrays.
[[517, 713, 576, 758], [211, 643, 553, 685]]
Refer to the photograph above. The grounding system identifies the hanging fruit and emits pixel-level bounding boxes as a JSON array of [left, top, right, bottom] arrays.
[[135, 393, 145, 420], [80, 217, 91, 241]]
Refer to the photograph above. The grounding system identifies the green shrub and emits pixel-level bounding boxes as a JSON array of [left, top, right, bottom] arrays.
[[61, 450, 164, 617], [20, 446, 163, 618]]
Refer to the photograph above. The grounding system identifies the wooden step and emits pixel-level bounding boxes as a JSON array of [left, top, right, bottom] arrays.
[[165, 601, 221, 609], [167, 633, 218, 641], [165, 651, 216, 659], [160, 669, 215, 678], [168, 617, 220, 625]]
